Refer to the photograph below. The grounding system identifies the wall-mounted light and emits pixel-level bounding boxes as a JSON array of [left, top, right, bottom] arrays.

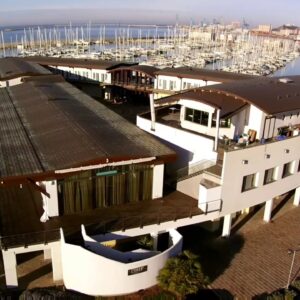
[[265, 154, 271, 159], [242, 160, 248, 164], [284, 149, 290, 154]]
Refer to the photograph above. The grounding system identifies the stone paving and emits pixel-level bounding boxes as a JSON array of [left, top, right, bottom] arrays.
[[211, 197, 300, 299]]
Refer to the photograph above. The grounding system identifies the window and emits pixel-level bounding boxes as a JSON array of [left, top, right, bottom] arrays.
[[95, 73, 100, 81], [282, 161, 294, 178], [263, 168, 277, 185], [101, 74, 105, 82], [242, 173, 258, 192], [185, 108, 209, 126], [170, 80, 176, 90], [212, 118, 231, 128], [162, 80, 167, 90]]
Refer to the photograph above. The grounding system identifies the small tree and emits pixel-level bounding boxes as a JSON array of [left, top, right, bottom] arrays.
[[157, 251, 209, 299]]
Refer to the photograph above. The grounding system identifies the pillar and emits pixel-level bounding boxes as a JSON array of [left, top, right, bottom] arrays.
[[51, 242, 63, 281], [152, 164, 164, 199], [294, 187, 300, 206], [150, 94, 156, 131], [222, 214, 232, 237], [44, 248, 51, 260], [214, 109, 220, 151], [151, 233, 158, 251], [263, 199, 273, 223], [2, 250, 18, 288]]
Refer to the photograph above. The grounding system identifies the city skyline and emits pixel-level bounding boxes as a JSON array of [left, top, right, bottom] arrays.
[[0, 0, 299, 27]]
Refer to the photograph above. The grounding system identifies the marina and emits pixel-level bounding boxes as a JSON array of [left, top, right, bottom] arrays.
[[0, 23, 299, 75]]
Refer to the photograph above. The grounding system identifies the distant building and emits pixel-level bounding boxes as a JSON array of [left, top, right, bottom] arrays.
[[272, 24, 299, 37], [257, 24, 272, 33]]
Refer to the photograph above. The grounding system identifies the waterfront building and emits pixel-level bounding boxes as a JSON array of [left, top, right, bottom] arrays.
[[153, 67, 253, 99], [1, 57, 300, 296], [137, 75, 300, 236], [0, 64, 187, 295], [24, 56, 137, 100]]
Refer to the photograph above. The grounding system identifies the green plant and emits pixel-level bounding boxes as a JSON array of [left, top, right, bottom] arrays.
[[157, 250, 209, 299], [137, 234, 153, 250]]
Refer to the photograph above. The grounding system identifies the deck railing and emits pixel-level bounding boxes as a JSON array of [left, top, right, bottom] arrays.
[[0, 229, 60, 250], [0, 203, 202, 250]]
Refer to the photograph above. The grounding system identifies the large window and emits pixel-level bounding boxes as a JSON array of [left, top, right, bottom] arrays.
[[58, 164, 153, 215], [185, 108, 209, 126], [282, 161, 294, 178], [242, 173, 258, 192], [263, 167, 277, 185]]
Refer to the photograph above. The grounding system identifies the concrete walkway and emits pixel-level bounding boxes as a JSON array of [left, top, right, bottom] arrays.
[[211, 198, 300, 299]]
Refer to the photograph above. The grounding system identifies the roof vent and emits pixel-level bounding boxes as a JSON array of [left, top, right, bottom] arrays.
[[279, 78, 294, 84]]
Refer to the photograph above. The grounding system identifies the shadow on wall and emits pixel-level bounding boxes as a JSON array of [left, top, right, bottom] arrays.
[[178, 224, 245, 283], [156, 139, 194, 176]]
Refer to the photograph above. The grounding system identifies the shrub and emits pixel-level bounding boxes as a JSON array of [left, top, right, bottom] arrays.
[[157, 251, 209, 298]]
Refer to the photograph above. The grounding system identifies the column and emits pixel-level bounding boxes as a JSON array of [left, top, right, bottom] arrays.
[[51, 242, 63, 281], [45, 181, 59, 217], [222, 214, 232, 237], [263, 199, 273, 223], [44, 248, 51, 260], [151, 233, 158, 251], [214, 109, 220, 151], [293, 187, 300, 206], [150, 94, 156, 131], [2, 250, 18, 287], [152, 164, 164, 199]]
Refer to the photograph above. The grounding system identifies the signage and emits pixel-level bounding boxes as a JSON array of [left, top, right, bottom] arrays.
[[128, 265, 148, 276]]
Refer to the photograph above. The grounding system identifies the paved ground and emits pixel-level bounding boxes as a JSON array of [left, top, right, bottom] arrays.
[[211, 195, 300, 299]]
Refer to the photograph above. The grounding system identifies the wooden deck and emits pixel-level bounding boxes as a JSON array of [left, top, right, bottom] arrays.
[[0, 184, 202, 249]]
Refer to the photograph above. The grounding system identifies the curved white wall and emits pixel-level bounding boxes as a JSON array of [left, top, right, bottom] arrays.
[[61, 229, 182, 296]]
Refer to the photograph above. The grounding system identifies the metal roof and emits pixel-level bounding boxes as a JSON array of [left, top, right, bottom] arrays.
[[204, 75, 300, 115], [24, 56, 137, 70], [109, 65, 159, 78], [155, 75, 300, 117], [0, 80, 175, 181], [0, 57, 51, 80], [154, 67, 255, 82], [155, 89, 247, 119]]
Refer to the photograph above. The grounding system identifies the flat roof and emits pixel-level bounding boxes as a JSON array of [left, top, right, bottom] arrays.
[[24, 56, 137, 70], [0, 79, 175, 181], [0, 57, 52, 80], [154, 67, 255, 82]]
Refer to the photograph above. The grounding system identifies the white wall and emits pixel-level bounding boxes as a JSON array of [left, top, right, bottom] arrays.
[[137, 116, 217, 166], [221, 135, 300, 215], [155, 75, 182, 91], [0, 78, 23, 88], [244, 105, 265, 139], [82, 228, 160, 263], [52, 65, 110, 83], [61, 229, 182, 296]]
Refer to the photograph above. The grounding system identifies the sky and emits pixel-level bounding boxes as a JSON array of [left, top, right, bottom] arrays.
[[0, 0, 299, 27]]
